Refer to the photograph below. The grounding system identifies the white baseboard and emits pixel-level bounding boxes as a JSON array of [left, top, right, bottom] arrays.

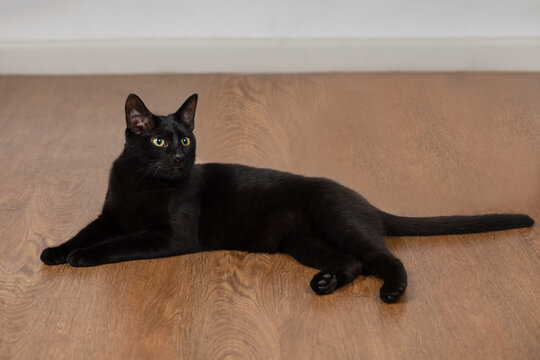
[[1, 38, 539, 74]]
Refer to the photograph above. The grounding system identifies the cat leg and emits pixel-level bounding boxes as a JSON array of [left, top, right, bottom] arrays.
[[41, 215, 119, 265], [308, 184, 408, 302], [280, 236, 364, 295], [358, 250, 407, 303], [67, 230, 200, 267], [339, 235, 407, 303], [326, 227, 408, 303]]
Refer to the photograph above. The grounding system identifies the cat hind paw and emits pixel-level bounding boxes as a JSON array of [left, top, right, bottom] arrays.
[[379, 283, 406, 303], [310, 271, 339, 295]]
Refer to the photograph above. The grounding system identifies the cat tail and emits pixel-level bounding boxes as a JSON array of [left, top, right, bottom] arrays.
[[379, 212, 534, 236]]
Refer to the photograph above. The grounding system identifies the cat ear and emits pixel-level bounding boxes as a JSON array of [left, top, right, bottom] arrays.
[[125, 94, 155, 135], [174, 94, 198, 130]]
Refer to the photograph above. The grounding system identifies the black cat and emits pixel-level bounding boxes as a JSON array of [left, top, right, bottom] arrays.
[[40, 94, 534, 303]]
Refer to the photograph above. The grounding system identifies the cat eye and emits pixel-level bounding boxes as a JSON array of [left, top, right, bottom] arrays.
[[181, 137, 191, 146], [151, 137, 167, 147]]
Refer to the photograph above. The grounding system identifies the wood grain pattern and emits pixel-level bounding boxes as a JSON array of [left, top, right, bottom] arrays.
[[0, 73, 538, 359]]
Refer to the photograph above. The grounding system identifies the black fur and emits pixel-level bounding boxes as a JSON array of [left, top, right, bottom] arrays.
[[40, 94, 535, 303]]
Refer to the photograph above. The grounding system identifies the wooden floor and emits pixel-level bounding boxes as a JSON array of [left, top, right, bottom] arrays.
[[0, 73, 539, 359]]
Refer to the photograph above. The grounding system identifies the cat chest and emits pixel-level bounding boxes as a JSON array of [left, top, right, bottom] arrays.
[[113, 189, 173, 232]]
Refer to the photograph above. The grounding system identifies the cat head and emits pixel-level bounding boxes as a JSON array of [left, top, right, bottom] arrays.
[[123, 93, 198, 181]]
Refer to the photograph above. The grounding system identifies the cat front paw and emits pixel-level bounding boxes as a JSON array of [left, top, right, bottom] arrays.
[[40, 247, 68, 265], [67, 249, 100, 267]]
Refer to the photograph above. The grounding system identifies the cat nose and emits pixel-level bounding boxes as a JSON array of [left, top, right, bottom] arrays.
[[173, 154, 184, 163]]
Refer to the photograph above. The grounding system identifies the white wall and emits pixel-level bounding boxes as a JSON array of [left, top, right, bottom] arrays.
[[2, 0, 540, 40], [1, 0, 539, 73]]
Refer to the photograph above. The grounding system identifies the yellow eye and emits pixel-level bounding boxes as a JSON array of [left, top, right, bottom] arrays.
[[152, 137, 166, 147], [181, 137, 191, 146]]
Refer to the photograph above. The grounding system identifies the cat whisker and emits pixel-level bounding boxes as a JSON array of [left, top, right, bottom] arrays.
[[129, 161, 168, 188]]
